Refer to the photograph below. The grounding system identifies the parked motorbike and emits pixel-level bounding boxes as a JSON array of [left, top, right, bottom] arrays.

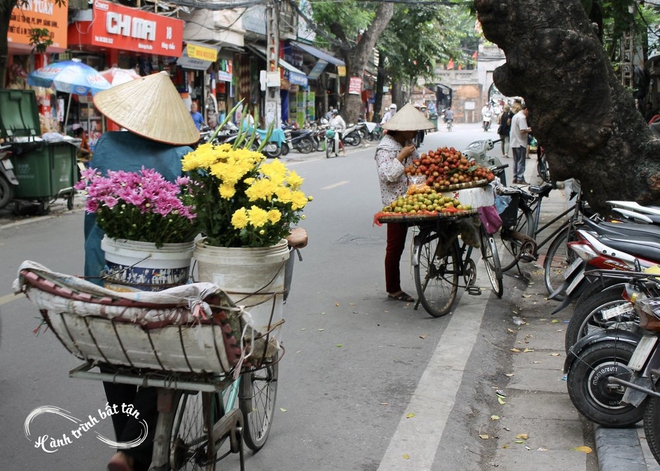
[[282, 126, 316, 154], [551, 210, 660, 351], [564, 268, 660, 427], [356, 120, 381, 141], [0, 144, 18, 210], [342, 123, 362, 147]]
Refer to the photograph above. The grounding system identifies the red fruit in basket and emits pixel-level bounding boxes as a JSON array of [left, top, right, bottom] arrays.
[[486, 172, 495, 182], [419, 165, 428, 173]]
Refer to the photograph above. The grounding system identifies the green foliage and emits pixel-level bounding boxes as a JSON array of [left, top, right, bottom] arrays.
[[29, 28, 53, 53], [310, 0, 376, 47]]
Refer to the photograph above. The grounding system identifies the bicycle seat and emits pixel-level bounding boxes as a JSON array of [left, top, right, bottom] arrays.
[[528, 182, 553, 198]]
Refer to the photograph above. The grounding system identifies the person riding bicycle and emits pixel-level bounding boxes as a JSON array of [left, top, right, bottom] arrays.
[[444, 107, 454, 128]]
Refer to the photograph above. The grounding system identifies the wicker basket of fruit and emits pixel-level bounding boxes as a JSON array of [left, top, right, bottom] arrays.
[[405, 146, 495, 192], [374, 185, 478, 225]]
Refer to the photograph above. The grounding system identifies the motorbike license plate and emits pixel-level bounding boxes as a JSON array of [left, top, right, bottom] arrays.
[[1, 159, 13, 171], [601, 302, 634, 320], [627, 335, 658, 371]]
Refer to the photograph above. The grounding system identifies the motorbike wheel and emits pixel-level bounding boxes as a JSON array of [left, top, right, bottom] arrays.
[[325, 139, 333, 158], [281, 142, 290, 156], [565, 289, 636, 353], [0, 175, 14, 210], [297, 137, 315, 154], [343, 132, 361, 147], [643, 387, 660, 465], [566, 338, 644, 427], [262, 142, 282, 158]]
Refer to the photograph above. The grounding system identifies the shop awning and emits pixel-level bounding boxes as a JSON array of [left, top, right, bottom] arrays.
[[246, 44, 308, 87], [290, 41, 345, 67]]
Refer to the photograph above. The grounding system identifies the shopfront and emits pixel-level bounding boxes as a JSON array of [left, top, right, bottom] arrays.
[[6, 0, 70, 133], [67, 0, 184, 133]]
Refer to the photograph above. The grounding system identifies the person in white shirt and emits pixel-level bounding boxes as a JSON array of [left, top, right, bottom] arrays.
[[381, 104, 397, 125], [330, 110, 347, 157], [510, 104, 532, 184]]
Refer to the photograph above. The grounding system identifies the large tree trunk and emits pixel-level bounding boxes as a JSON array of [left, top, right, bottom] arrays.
[[474, 0, 660, 213], [0, 0, 19, 89], [339, 2, 393, 124]]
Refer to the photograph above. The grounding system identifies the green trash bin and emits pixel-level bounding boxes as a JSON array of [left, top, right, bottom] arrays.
[[430, 117, 438, 131], [0, 90, 78, 211]]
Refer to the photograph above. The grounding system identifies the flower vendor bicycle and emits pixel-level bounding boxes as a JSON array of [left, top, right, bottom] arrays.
[[16, 234, 306, 470]]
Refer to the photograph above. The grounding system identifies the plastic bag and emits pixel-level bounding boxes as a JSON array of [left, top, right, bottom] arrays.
[[478, 205, 503, 235]]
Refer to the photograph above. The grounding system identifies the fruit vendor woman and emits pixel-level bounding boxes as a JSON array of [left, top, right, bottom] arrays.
[[374, 103, 436, 303]]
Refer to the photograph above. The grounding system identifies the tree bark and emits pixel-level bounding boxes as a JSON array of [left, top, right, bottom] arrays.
[[339, 2, 394, 124], [0, 0, 19, 89], [474, 0, 660, 212]]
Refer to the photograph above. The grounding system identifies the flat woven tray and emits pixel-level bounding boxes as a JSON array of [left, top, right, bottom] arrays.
[[433, 179, 489, 192], [377, 209, 479, 225]]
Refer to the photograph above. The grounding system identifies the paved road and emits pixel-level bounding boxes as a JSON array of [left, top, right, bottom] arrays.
[[0, 122, 657, 470]]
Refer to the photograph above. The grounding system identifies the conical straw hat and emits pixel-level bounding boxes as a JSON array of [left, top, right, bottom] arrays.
[[93, 71, 199, 146], [382, 103, 435, 131]]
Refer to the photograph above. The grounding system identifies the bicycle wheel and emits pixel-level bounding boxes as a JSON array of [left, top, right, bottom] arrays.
[[537, 150, 550, 183], [480, 226, 503, 298], [240, 357, 279, 451], [495, 202, 534, 272], [413, 228, 459, 318], [167, 391, 219, 471], [543, 226, 579, 299], [325, 139, 332, 158]]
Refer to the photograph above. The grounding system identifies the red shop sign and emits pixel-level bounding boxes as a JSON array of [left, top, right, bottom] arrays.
[[70, 0, 183, 56]]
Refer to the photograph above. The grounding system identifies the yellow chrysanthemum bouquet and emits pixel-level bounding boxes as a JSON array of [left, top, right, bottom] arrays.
[[182, 104, 311, 247]]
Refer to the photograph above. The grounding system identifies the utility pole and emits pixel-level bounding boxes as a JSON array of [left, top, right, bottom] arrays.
[[265, 0, 281, 128]]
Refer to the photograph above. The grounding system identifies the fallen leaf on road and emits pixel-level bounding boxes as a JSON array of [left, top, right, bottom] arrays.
[[507, 328, 515, 334], [516, 434, 529, 440], [533, 361, 541, 364], [300, 328, 306, 331], [380, 402, 389, 405], [502, 444, 510, 449], [335, 344, 343, 347], [479, 434, 489, 439], [551, 319, 559, 323], [523, 348, 534, 353], [573, 446, 592, 454], [538, 447, 548, 452], [419, 334, 428, 339], [498, 396, 506, 405], [406, 413, 415, 419], [505, 373, 514, 377], [280, 408, 287, 412], [318, 328, 324, 332], [403, 454, 410, 459], [550, 353, 560, 357], [349, 303, 356, 306], [335, 303, 340, 306], [510, 348, 521, 353], [522, 294, 531, 298], [491, 415, 500, 420], [514, 440, 525, 444]]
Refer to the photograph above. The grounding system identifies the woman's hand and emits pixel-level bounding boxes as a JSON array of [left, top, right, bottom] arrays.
[[398, 143, 416, 162]]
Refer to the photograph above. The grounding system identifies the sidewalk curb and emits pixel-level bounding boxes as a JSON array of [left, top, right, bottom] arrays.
[[596, 426, 647, 471]]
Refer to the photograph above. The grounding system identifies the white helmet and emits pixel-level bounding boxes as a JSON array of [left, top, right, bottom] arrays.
[[390, 104, 397, 110]]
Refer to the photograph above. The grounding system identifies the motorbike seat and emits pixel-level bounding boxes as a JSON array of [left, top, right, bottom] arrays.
[[583, 217, 660, 239], [597, 233, 660, 262]]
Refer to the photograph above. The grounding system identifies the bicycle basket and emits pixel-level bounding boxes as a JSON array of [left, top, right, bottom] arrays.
[[325, 129, 336, 139], [498, 192, 520, 228]]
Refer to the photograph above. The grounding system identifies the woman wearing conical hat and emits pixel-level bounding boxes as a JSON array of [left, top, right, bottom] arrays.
[[375, 103, 435, 303]]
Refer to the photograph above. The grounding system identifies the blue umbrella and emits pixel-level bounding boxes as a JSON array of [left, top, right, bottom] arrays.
[[28, 59, 111, 95], [28, 59, 111, 129]]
